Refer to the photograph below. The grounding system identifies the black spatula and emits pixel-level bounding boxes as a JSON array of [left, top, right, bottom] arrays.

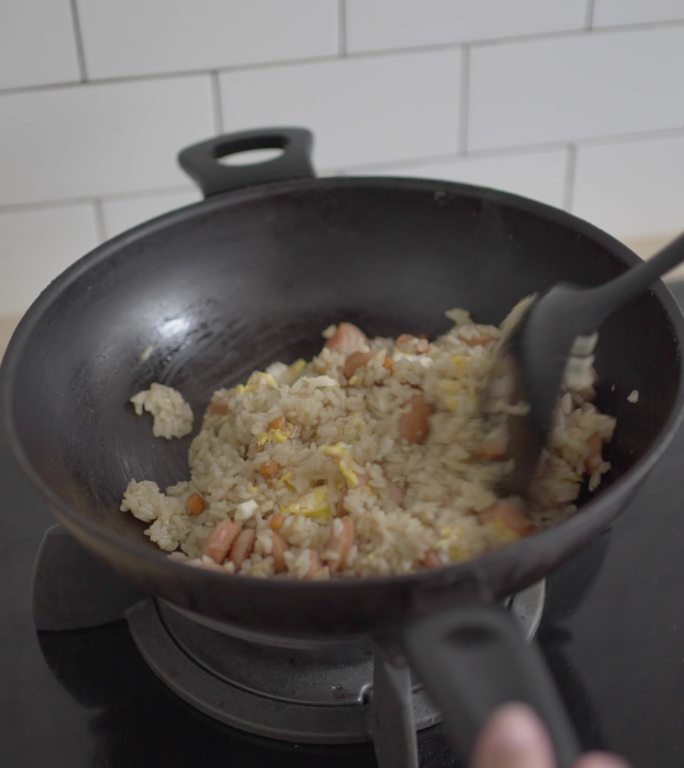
[[494, 230, 684, 497]]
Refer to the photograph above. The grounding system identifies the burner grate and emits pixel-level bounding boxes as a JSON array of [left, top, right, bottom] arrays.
[[33, 525, 545, 768], [125, 582, 545, 745]]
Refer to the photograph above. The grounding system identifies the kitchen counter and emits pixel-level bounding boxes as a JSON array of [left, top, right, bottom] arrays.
[[0, 314, 17, 358]]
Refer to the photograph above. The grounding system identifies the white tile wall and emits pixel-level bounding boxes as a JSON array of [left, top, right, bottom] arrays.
[[0, 77, 214, 206], [353, 148, 568, 208], [469, 26, 684, 151], [101, 188, 202, 239], [346, 0, 587, 52], [219, 51, 463, 169], [0, 204, 98, 314], [592, 0, 684, 28], [0, 0, 80, 90], [76, 0, 339, 79], [1, 4, 684, 317], [573, 133, 684, 238]]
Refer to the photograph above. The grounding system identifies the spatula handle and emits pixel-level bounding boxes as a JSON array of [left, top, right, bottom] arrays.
[[586, 231, 684, 324], [401, 604, 580, 768]]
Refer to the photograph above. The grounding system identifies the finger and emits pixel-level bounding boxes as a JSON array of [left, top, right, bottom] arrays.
[[574, 753, 631, 768], [470, 703, 555, 768]]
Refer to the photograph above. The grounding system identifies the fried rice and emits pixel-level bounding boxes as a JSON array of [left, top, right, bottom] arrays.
[[121, 306, 615, 580]]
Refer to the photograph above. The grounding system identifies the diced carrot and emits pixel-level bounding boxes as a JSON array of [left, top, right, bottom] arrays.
[[187, 492, 207, 516], [258, 460, 282, 480], [269, 513, 284, 531], [423, 550, 441, 569], [268, 415, 286, 431], [383, 355, 394, 372], [208, 400, 229, 415]]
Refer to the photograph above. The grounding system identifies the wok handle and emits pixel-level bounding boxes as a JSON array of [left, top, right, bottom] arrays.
[[178, 127, 315, 197], [400, 603, 580, 767]]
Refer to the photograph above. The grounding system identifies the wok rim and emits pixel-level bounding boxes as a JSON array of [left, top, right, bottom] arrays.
[[3, 174, 684, 597]]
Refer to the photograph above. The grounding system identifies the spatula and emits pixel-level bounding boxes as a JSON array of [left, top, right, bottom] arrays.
[[493, 231, 684, 497]]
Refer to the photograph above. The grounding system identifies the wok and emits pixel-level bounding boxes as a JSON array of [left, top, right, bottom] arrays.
[[3, 127, 683, 767]]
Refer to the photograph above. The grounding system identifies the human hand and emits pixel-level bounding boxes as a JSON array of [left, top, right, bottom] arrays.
[[471, 703, 630, 768]]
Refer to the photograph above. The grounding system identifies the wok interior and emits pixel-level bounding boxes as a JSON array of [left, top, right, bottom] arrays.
[[9, 180, 681, 552]]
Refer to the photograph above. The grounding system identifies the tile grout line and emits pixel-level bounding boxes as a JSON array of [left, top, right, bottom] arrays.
[[584, 0, 596, 30], [0, 55, 340, 97], [3, 17, 684, 98], [0, 185, 200, 214], [336, 123, 684, 172], [463, 17, 684, 49], [92, 198, 107, 242], [2, 124, 684, 214], [327, 144, 570, 174], [458, 46, 470, 153], [563, 144, 577, 211], [338, 0, 347, 56], [573, 123, 684, 147], [68, 0, 88, 81], [210, 71, 225, 133]]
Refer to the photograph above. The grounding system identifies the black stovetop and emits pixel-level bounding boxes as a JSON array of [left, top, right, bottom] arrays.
[[3, 287, 684, 768]]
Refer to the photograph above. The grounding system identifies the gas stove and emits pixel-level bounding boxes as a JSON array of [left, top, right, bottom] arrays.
[[3, 285, 684, 768], [31, 525, 543, 761]]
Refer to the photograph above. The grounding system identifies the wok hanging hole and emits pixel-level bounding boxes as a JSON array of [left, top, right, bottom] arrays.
[[218, 147, 285, 166]]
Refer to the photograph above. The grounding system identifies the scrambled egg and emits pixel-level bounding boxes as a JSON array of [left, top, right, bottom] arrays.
[[448, 543, 477, 562], [289, 359, 307, 380], [279, 471, 297, 492], [282, 486, 331, 520], [238, 371, 278, 395], [321, 443, 359, 488], [438, 524, 478, 562], [256, 428, 291, 447], [437, 356, 479, 413]]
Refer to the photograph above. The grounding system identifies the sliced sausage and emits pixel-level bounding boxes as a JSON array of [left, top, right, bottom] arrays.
[[203, 519, 241, 564]]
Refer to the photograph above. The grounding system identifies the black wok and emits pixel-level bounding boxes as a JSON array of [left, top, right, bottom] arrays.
[[3, 128, 683, 767]]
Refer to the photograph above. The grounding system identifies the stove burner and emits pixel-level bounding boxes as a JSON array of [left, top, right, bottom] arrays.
[[126, 583, 545, 745]]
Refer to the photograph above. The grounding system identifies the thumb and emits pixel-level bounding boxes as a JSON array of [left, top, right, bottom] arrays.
[[471, 703, 555, 768]]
